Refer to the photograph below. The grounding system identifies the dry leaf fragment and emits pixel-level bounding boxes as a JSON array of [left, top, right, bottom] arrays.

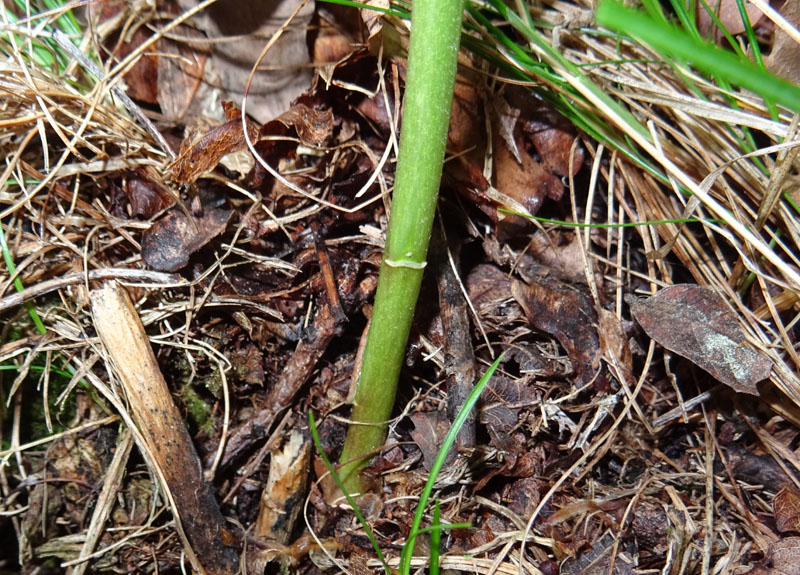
[[142, 207, 232, 272], [775, 486, 800, 533], [765, 1, 800, 85], [772, 537, 800, 575], [260, 101, 335, 148], [626, 284, 772, 395], [177, 0, 314, 124], [512, 273, 601, 384], [410, 410, 453, 471], [170, 102, 260, 184]]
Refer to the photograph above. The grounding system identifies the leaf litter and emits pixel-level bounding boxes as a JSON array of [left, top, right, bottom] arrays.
[[1, 1, 800, 575]]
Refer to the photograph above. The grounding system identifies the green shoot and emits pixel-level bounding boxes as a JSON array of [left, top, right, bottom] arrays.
[[337, 0, 467, 493], [309, 411, 392, 575], [0, 223, 46, 335], [430, 500, 441, 575], [309, 355, 502, 575], [398, 355, 502, 575]]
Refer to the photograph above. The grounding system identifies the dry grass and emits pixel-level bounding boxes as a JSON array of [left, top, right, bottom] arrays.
[[2, 0, 800, 574]]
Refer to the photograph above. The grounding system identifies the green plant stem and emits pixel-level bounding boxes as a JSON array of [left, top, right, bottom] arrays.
[[338, 0, 465, 493]]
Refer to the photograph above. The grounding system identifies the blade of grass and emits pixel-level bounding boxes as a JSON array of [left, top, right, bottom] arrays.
[[0, 224, 46, 335], [595, 0, 800, 113], [430, 500, 441, 575], [398, 355, 503, 575], [308, 411, 391, 575]]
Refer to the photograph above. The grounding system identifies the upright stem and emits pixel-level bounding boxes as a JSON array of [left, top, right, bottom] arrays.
[[338, 0, 465, 492]]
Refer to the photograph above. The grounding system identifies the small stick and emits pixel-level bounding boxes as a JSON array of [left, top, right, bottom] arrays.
[[91, 282, 239, 575]]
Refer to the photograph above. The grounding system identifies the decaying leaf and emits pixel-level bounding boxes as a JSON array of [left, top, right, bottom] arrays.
[[561, 531, 635, 575], [260, 101, 335, 148], [177, 0, 314, 124], [512, 273, 601, 384], [765, 1, 800, 85], [157, 24, 210, 121], [170, 102, 260, 184], [696, 0, 763, 42], [141, 207, 232, 272], [772, 537, 800, 575], [125, 171, 174, 218], [627, 284, 773, 395], [775, 486, 800, 533], [410, 410, 452, 471]]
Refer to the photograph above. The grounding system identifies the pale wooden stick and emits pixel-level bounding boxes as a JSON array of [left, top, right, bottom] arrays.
[[91, 282, 239, 575]]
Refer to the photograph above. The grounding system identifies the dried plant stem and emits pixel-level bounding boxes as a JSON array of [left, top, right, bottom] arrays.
[[91, 282, 239, 575]]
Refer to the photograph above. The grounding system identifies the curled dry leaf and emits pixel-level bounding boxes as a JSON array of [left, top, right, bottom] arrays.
[[512, 274, 601, 384], [170, 102, 260, 184], [260, 101, 335, 148], [141, 207, 232, 272], [775, 486, 800, 533], [626, 284, 772, 395]]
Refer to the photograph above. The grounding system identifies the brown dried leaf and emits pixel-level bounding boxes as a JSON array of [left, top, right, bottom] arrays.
[[409, 410, 452, 472], [512, 275, 601, 384], [261, 101, 335, 148], [177, 0, 314, 124], [773, 537, 800, 575], [157, 26, 209, 120], [765, 2, 800, 85], [141, 207, 232, 272], [775, 486, 800, 533], [170, 102, 259, 184], [696, 0, 763, 41], [125, 172, 174, 218], [627, 284, 772, 395], [97, 1, 158, 104]]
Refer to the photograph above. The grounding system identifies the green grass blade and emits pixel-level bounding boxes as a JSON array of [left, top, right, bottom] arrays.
[[430, 500, 441, 575], [308, 411, 391, 575], [0, 224, 46, 335], [595, 0, 800, 113], [399, 355, 503, 575]]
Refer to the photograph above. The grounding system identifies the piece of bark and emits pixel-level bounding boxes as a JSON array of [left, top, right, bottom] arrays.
[[90, 282, 239, 575], [431, 226, 476, 452]]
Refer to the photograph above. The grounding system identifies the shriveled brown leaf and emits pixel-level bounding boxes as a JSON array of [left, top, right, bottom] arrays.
[[261, 101, 335, 148], [409, 410, 452, 472], [170, 102, 260, 183], [775, 486, 800, 533], [141, 207, 232, 272], [125, 171, 174, 218], [626, 284, 773, 395], [512, 273, 601, 384]]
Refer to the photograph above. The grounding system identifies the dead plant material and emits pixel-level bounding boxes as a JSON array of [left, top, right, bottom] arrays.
[[627, 284, 773, 395], [91, 282, 239, 575]]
